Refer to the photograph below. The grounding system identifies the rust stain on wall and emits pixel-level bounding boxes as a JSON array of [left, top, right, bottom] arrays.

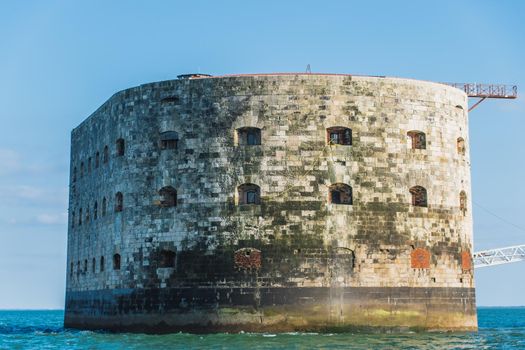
[[411, 248, 430, 269], [234, 248, 261, 270], [461, 251, 472, 270]]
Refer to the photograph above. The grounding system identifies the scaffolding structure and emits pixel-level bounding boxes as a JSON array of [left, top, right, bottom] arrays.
[[474, 245, 525, 268]]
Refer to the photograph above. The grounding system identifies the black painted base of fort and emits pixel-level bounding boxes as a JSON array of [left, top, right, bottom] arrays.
[[64, 286, 477, 333]]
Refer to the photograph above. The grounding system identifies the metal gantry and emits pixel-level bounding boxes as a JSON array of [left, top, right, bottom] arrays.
[[473, 245, 525, 268], [445, 83, 517, 111]]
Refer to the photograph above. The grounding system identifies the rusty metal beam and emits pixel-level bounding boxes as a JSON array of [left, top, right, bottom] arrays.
[[468, 97, 487, 112]]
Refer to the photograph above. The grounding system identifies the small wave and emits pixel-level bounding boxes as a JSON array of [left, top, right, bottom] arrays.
[[0, 325, 64, 335]]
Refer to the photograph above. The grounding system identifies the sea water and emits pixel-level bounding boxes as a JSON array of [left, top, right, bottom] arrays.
[[0, 308, 524, 349]]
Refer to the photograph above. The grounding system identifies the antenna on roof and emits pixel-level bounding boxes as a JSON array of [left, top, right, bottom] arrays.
[[306, 64, 311, 74]]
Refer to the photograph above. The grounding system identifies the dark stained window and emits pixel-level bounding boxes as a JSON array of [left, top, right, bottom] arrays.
[[159, 186, 177, 207], [116, 138, 125, 157], [94, 201, 98, 220], [327, 127, 352, 146], [100, 256, 105, 272], [73, 167, 77, 182], [161, 96, 179, 104], [92, 258, 96, 273], [80, 162, 84, 177], [95, 152, 100, 168], [102, 197, 107, 216], [103, 146, 109, 163], [159, 250, 176, 268], [78, 208, 82, 226], [113, 254, 121, 270], [115, 192, 123, 212], [407, 131, 426, 150], [328, 183, 353, 205], [238, 183, 261, 205], [410, 186, 428, 207], [159, 131, 178, 150], [237, 127, 261, 146]]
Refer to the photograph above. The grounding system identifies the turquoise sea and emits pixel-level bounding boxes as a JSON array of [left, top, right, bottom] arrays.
[[0, 308, 524, 349]]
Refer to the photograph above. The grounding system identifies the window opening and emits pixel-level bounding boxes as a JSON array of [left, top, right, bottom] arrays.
[[457, 137, 466, 155], [328, 183, 353, 204], [159, 186, 177, 207], [327, 127, 352, 145], [238, 184, 261, 205], [159, 131, 179, 150], [115, 192, 123, 212], [113, 254, 121, 270], [159, 250, 176, 268], [410, 186, 428, 207], [407, 131, 426, 150], [237, 127, 261, 146], [116, 138, 125, 157]]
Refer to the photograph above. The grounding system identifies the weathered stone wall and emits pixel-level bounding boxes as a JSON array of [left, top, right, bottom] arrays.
[[65, 74, 476, 332]]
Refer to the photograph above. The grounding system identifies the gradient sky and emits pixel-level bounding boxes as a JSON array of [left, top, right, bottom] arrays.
[[0, 0, 524, 309]]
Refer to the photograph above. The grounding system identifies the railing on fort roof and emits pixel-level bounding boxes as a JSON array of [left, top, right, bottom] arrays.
[[445, 83, 517, 99]]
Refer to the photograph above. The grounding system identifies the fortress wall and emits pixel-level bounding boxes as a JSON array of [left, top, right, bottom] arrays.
[[65, 75, 475, 331]]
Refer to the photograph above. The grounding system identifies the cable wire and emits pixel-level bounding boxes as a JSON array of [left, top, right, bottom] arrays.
[[473, 201, 525, 233]]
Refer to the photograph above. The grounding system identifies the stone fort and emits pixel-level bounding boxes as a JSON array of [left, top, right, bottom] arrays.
[[65, 73, 476, 332]]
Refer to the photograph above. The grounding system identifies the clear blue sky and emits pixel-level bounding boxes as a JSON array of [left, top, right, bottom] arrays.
[[0, 0, 523, 309]]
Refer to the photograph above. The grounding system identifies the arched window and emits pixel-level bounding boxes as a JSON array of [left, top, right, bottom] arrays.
[[103, 146, 109, 163], [159, 186, 177, 207], [93, 201, 98, 220], [410, 186, 428, 207], [92, 258, 96, 273], [80, 162, 84, 177], [116, 138, 125, 157], [237, 127, 261, 146], [457, 137, 466, 155], [407, 131, 426, 150], [102, 197, 107, 216], [460, 191, 467, 215], [161, 96, 179, 104], [327, 127, 352, 146], [95, 152, 100, 168], [100, 256, 105, 272], [159, 131, 179, 150], [238, 183, 261, 205], [71, 210, 75, 228], [73, 167, 77, 182], [78, 208, 82, 226], [328, 183, 353, 204], [159, 250, 176, 268], [115, 192, 123, 212], [88, 157, 92, 173], [113, 254, 121, 270]]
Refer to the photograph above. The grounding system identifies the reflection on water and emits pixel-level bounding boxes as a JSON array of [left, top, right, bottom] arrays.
[[0, 308, 524, 349]]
